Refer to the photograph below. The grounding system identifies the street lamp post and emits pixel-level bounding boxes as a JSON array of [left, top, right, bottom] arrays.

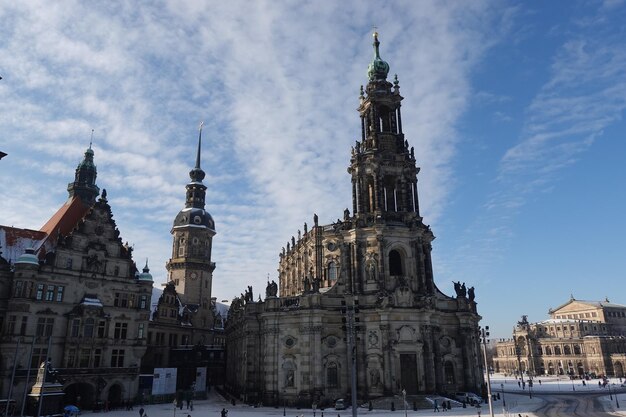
[[479, 326, 494, 417], [500, 383, 506, 409], [402, 389, 407, 417]]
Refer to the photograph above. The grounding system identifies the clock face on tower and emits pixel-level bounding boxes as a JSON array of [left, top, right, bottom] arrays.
[[190, 272, 198, 280]]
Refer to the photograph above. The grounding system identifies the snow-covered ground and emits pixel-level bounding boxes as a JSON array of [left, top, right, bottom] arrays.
[[77, 374, 626, 417]]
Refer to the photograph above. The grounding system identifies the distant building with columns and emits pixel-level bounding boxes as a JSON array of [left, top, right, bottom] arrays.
[[494, 297, 626, 378]]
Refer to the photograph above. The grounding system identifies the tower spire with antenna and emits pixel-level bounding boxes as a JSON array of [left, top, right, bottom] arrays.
[[196, 121, 203, 169]]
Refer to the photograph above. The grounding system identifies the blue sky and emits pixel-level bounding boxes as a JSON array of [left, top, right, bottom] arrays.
[[1, 0, 625, 340]]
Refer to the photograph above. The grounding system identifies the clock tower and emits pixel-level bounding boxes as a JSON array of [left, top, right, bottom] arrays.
[[166, 125, 216, 329]]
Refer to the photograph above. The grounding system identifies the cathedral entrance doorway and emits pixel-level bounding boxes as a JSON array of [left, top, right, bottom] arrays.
[[399, 354, 418, 394]]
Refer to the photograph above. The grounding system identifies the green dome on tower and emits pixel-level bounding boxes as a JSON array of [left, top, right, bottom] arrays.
[[367, 31, 390, 81]]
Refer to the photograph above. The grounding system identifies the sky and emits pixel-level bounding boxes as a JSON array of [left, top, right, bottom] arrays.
[[1, 0, 625, 340]]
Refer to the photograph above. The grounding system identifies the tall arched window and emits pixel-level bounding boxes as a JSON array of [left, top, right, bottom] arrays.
[[444, 361, 455, 384], [283, 362, 295, 388], [328, 262, 337, 283], [326, 362, 338, 388], [389, 250, 403, 276]]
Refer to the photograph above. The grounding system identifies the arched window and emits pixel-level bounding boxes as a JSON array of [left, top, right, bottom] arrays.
[[283, 362, 295, 388], [554, 346, 562, 355], [563, 345, 571, 355], [545, 346, 552, 355], [389, 250, 403, 276], [444, 361, 455, 384], [573, 345, 581, 355], [328, 262, 337, 283], [326, 362, 338, 388]]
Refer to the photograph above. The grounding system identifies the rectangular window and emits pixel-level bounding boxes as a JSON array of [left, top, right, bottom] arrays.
[[169, 333, 178, 346], [129, 294, 136, 308], [45, 318, 54, 336], [114, 322, 128, 339], [140, 295, 148, 309], [45, 285, 55, 301], [67, 349, 76, 368], [36, 284, 44, 301], [20, 316, 28, 336], [138, 323, 145, 339], [56, 286, 64, 302], [114, 292, 130, 308], [36, 318, 45, 336], [93, 349, 102, 368], [71, 319, 80, 337], [79, 349, 90, 367], [84, 319, 95, 338], [7, 315, 16, 335], [111, 349, 125, 367], [14, 280, 24, 297], [66, 258, 73, 269], [97, 321, 106, 338]]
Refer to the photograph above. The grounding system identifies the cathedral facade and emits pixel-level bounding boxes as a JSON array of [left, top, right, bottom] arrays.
[[224, 34, 484, 407]]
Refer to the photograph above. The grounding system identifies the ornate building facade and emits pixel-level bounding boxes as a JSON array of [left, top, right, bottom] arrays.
[[0, 146, 153, 410], [494, 298, 626, 378], [224, 33, 483, 407]]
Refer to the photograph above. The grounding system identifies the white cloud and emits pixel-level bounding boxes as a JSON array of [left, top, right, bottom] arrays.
[[0, 1, 506, 300]]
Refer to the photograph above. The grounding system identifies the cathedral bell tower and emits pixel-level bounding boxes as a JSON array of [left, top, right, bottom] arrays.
[[166, 124, 216, 328], [349, 32, 420, 224], [346, 33, 435, 296]]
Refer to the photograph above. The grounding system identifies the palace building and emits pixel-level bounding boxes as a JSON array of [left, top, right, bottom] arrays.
[[0, 146, 153, 410], [495, 298, 626, 378], [224, 33, 484, 407]]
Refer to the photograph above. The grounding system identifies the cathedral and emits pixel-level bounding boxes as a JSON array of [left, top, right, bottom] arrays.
[[224, 33, 484, 407]]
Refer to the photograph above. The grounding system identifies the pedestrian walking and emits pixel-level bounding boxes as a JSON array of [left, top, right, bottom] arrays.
[[139, 407, 144, 417], [433, 399, 439, 412], [221, 408, 228, 417]]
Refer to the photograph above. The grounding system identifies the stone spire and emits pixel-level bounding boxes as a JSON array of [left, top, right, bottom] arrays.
[[185, 122, 207, 209], [67, 141, 100, 205]]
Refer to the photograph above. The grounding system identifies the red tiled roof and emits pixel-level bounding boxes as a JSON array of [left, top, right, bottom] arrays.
[[40, 196, 91, 235], [0, 197, 92, 263], [38, 196, 92, 251]]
